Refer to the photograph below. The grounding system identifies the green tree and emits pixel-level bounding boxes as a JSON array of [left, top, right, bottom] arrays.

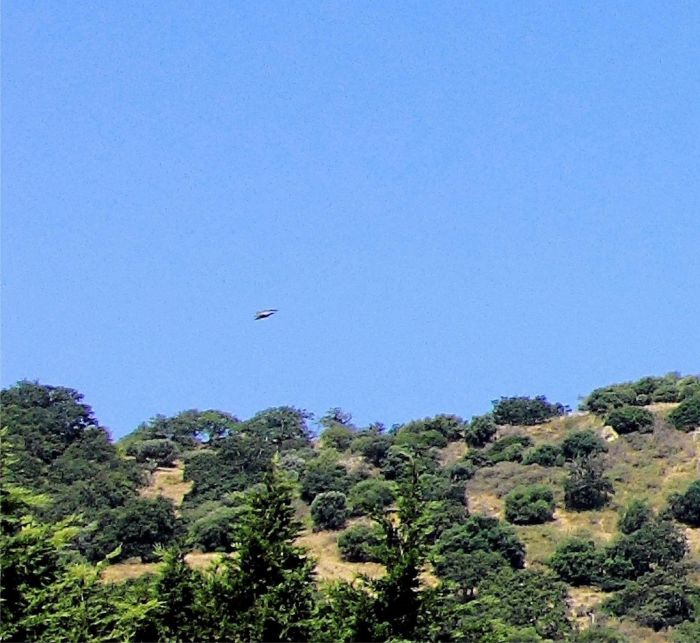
[[311, 491, 348, 531], [504, 484, 555, 525], [549, 537, 601, 585], [464, 414, 497, 447], [603, 564, 695, 630], [564, 457, 613, 511], [199, 460, 318, 642], [668, 393, 700, 432], [337, 524, 383, 563], [491, 395, 568, 426], [618, 499, 653, 534], [299, 454, 351, 503], [606, 406, 654, 434], [522, 443, 564, 467], [348, 478, 394, 516], [668, 480, 700, 527], [560, 429, 607, 461]]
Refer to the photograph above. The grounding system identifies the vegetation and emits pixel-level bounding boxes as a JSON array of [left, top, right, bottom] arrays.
[[2, 374, 699, 642], [504, 484, 555, 524]]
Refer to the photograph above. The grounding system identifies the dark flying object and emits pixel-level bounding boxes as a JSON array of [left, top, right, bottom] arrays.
[[255, 309, 278, 320]]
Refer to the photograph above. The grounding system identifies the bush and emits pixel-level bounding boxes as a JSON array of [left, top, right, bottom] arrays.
[[668, 480, 700, 527], [491, 395, 568, 426], [463, 414, 497, 447], [399, 414, 464, 443], [483, 435, 533, 464], [564, 458, 613, 511], [522, 444, 564, 467], [395, 428, 448, 450], [549, 538, 601, 585], [310, 491, 348, 531], [605, 406, 654, 435], [618, 499, 653, 535], [348, 479, 394, 516], [668, 393, 700, 432], [504, 485, 555, 525], [337, 524, 383, 562], [560, 430, 607, 461]]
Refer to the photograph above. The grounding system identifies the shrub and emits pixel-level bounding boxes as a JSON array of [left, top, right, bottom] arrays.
[[504, 485, 555, 525], [668, 480, 700, 527], [618, 499, 653, 535], [491, 396, 568, 426], [522, 444, 564, 467], [483, 434, 533, 464], [549, 537, 601, 586], [560, 430, 607, 461], [348, 479, 394, 516], [605, 406, 654, 435], [668, 393, 700, 432], [337, 524, 383, 562], [583, 386, 637, 415], [564, 458, 613, 511], [310, 491, 348, 531], [463, 414, 497, 447]]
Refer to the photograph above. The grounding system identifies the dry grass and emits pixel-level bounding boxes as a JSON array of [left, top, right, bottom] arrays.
[[438, 440, 467, 467], [298, 525, 385, 583], [101, 561, 159, 583], [139, 463, 192, 509]]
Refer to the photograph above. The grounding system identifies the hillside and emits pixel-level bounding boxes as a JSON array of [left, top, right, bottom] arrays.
[[3, 374, 700, 642]]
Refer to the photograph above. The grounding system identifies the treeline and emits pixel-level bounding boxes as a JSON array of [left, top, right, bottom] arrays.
[[1, 374, 700, 642]]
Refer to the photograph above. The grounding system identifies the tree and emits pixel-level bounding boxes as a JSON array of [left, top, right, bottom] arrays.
[[126, 438, 179, 467], [299, 454, 351, 503], [311, 491, 348, 531], [337, 524, 383, 563], [433, 515, 526, 572], [187, 504, 246, 552], [491, 395, 568, 426], [618, 499, 653, 534], [350, 428, 393, 467], [560, 429, 607, 461], [112, 496, 181, 562], [602, 518, 688, 582], [348, 478, 394, 516], [668, 480, 700, 527], [564, 457, 613, 511], [549, 537, 601, 585], [668, 393, 700, 432], [504, 485, 555, 525], [603, 564, 695, 630], [483, 434, 533, 464], [198, 460, 318, 642], [463, 414, 497, 447], [606, 406, 654, 435], [522, 443, 564, 467]]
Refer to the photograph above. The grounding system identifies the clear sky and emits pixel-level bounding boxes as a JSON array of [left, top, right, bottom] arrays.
[[3, 1, 699, 439]]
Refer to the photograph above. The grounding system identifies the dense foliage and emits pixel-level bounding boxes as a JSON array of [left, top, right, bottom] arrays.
[[2, 375, 699, 642]]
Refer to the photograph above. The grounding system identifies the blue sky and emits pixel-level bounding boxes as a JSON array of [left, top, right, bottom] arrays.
[[3, 1, 699, 439]]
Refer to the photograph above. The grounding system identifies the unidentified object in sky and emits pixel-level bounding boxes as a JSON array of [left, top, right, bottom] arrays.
[[254, 309, 278, 320]]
